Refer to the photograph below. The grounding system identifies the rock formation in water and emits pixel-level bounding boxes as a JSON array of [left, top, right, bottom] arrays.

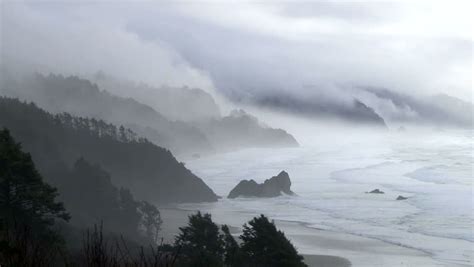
[[396, 195, 408, 200], [228, 171, 294, 198], [366, 189, 385, 194]]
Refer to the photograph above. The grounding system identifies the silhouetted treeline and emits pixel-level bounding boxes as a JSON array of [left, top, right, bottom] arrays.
[[1, 128, 306, 266], [1, 73, 214, 154], [0, 97, 218, 203], [55, 113, 145, 143], [56, 158, 163, 245], [0, 128, 173, 266], [1, 73, 299, 155], [172, 212, 307, 267]]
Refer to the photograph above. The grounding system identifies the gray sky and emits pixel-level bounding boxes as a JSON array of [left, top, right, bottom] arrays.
[[2, 0, 472, 100]]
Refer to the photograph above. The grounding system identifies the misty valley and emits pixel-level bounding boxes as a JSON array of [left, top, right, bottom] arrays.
[[1, 1, 473, 267]]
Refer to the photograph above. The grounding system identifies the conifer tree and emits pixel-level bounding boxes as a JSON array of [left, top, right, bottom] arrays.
[[175, 212, 224, 267], [0, 128, 70, 266], [240, 215, 307, 267]]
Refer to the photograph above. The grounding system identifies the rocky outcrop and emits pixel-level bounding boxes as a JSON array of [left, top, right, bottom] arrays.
[[366, 189, 384, 194], [396, 195, 408, 200], [228, 171, 294, 198]]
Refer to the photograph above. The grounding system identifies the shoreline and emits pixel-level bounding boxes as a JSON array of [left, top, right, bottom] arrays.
[[158, 207, 351, 267], [158, 206, 453, 267], [159, 206, 352, 267], [269, 219, 444, 267]]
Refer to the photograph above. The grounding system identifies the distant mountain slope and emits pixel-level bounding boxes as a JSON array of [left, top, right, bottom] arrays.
[[195, 110, 298, 150], [359, 88, 473, 128], [92, 74, 299, 150], [240, 90, 386, 126], [1, 74, 213, 154], [1, 73, 299, 154], [0, 97, 218, 203], [92, 72, 221, 122], [429, 94, 473, 126]]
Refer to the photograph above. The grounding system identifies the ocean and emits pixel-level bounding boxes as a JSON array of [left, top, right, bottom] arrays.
[[178, 128, 473, 266]]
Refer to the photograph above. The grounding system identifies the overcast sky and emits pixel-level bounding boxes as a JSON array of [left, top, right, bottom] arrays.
[[1, 0, 472, 100]]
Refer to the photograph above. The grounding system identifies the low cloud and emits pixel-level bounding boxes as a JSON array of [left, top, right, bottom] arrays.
[[1, 2, 215, 91], [2, 0, 471, 111], [130, 1, 471, 101]]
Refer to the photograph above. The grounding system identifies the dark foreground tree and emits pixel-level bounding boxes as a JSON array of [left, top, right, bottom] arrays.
[[174, 213, 307, 267], [138, 201, 163, 243], [0, 128, 70, 266], [240, 215, 307, 267], [221, 225, 243, 267], [174, 212, 224, 267]]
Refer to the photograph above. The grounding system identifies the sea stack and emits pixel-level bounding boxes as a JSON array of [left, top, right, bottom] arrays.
[[366, 189, 385, 194], [228, 171, 294, 198]]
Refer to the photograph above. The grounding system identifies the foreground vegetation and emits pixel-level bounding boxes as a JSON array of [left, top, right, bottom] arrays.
[[0, 128, 306, 266]]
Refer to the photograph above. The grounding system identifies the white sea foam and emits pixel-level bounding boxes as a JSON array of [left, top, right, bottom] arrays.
[[178, 129, 473, 266]]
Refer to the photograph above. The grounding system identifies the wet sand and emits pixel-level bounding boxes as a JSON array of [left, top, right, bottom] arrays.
[[303, 255, 351, 267], [158, 206, 451, 266], [273, 220, 444, 267], [158, 207, 352, 267]]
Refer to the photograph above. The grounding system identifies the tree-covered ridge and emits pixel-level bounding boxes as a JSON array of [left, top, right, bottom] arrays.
[[0, 97, 218, 203], [0, 129, 306, 266], [1, 73, 213, 154], [54, 113, 147, 143], [195, 109, 299, 151], [1, 73, 299, 155], [0, 129, 165, 265], [56, 157, 163, 244]]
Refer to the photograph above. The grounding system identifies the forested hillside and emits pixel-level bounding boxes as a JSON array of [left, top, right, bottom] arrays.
[[196, 109, 298, 150], [1, 73, 299, 155], [1, 74, 213, 154], [0, 129, 305, 266], [0, 97, 218, 203]]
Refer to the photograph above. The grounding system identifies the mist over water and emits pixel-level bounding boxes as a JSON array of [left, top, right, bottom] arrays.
[[179, 122, 473, 266], [1, 1, 472, 266]]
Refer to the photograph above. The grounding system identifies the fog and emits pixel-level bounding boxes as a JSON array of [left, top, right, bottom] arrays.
[[1, 1, 215, 92], [1, 0, 472, 143], [1, 2, 473, 266], [2, 1, 472, 129], [125, 1, 472, 99]]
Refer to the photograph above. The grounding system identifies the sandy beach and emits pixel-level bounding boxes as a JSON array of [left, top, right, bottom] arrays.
[[158, 207, 351, 267], [273, 220, 445, 267], [158, 207, 452, 267]]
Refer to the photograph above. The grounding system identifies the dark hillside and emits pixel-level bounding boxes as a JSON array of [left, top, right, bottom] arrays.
[[0, 97, 218, 203]]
